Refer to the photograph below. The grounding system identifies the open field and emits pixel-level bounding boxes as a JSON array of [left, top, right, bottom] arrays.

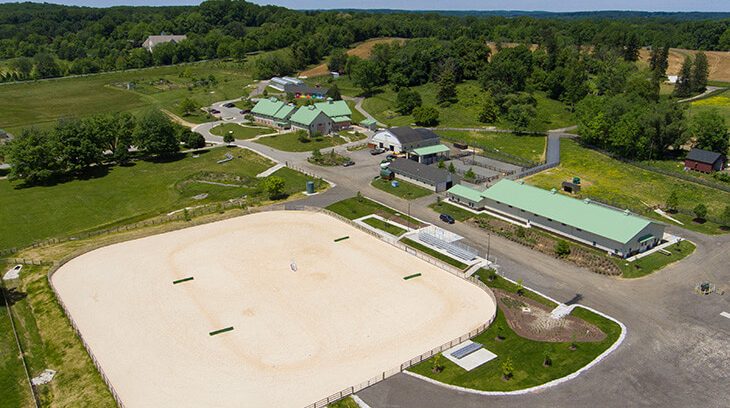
[[254, 132, 347, 152], [409, 271, 621, 391], [299, 38, 406, 78], [0, 61, 252, 135], [371, 177, 433, 200], [0, 147, 324, 251], [51, 210, 496, 407], [361, 81, 573, 132], [0, 280, 35, 408], [210, 123, 275, 140], [525, 140, 730, 234], [639, 48, 730, 82], [437, 130, 547, 164], [689, 89, 730, 132]]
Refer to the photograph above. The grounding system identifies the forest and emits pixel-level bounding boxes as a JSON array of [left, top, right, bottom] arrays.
[[1, 1, 730, 81]]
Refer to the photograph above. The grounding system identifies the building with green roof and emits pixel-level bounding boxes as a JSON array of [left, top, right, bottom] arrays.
[[289, 105, 333, 135], [446, 179, 665, 258], [409, 144, 450, 164], [251, 97, 295, 128]]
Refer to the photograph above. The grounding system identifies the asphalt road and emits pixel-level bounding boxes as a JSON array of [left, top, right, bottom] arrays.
[[193, 107, 730, 408]]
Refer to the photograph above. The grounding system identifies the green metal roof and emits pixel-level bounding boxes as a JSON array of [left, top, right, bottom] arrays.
[[638, 234, 655, 243], [251, 97, 286, 117], [331, 116, 351, 123], [480, 180, 653, 244], [411, 144, 450, 156], [272, 104, 295, 120], [360, 118, 376, 125], [315, 99, 352, 118], [447, 184, 484, 202], [289, 106, 324, 126]]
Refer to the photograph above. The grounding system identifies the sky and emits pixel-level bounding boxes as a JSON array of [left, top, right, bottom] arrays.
[[0, 0, 728, 12]]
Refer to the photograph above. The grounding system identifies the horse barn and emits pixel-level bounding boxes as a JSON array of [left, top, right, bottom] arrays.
[[447, 180, 666, 258]]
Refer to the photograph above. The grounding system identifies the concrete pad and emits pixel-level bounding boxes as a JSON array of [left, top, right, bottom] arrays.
[[52, 211, 496, 407], [443, 340, 497, 371]]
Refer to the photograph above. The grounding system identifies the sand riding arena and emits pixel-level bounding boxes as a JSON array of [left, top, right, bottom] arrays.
[[51, 209, 497, 407]]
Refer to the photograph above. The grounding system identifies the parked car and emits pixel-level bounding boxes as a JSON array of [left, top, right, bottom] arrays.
[[370, 147, 385, 155], [342, 160, 355, 167], [223, 102, 235, 108], [210, 109, 220, 114], [385, 154, 397, 161], [239, 109, 251, 114], [440, 213, 455, 224]]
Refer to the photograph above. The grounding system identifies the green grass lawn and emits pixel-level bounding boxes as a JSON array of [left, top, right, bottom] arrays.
[[0, 60, 252, 135], [1, 263, 115, 406], [346, 100, 366, 123], [436, 130, 546, 164], [371, 177, 433, 200], [362, 217, 407, 236], [326, 196, 421, 226], [429, 201, 477, 221], [400, 238, 468, 270], [209, 123, 274, 140], [254, 132, 346, 152], [327, 396, 359, 408], [474, 270, 557, 308], [525, 140, 730, 234], [0, 284, 34, 408], [690, 89, 730, 132], [0, 147, 323, 250], [619, 240, 696, 279], [409, 274, 621, 391]]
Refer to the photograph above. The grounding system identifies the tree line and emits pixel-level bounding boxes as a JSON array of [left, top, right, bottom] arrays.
[[2, 1, 730, 81], [3, 110, 205, 184]]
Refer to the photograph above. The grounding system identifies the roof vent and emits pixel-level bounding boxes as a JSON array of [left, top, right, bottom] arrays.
[[550, 188, 557, 194], [624, 209, 631, 216]]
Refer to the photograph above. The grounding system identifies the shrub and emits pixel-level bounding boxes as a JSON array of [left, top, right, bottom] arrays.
[[501, 357, 514, 380], [555, 240, 571, 257], [412, 106, 439, 126], [262, 176, 286, 200], [693, 203, 708, 221]]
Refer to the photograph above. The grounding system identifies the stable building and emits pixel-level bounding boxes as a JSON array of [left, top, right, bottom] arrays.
[[314, 99, 352, 131], [446, 180, 665, 258], [684, 148, 726, 173], [387, 158, 456, 192], [370, 127, 440, 153], [251, 97, 296, 128], [289, 105, 333, 135]]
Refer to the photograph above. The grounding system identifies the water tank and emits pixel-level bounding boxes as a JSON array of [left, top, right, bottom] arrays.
[[573, 176, 581, 185], [306, 181, 315, 194], [391, 180, 399, 188]]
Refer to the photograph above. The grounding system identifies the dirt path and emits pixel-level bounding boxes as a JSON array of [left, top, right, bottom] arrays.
[[161, 109, 197, 128]]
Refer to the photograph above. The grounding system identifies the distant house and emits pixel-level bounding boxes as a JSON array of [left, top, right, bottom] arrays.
[[142, 35, 187, 52], [250, 97, 296, 128], [387, 158, 456, 192], [370, 127, 440, 153], [684, 148, 726, 173]]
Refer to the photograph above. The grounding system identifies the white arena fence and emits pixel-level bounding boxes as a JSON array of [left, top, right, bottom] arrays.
[[40, 204, 496, 408]]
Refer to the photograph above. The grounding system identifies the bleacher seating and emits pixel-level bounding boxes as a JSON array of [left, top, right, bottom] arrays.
[[451, 342, 483, 359], [417, 232, 478, 262]]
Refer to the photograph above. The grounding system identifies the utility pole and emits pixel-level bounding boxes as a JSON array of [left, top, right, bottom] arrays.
[[407, 201, 411, 229], [487, 233, 491, 263]]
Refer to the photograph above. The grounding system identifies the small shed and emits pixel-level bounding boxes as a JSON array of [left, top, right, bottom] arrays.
[[360, 118, 377, 131], [409, 144, 450, 165], [684, 148, 726, 173], [387, 158, 455, 192]]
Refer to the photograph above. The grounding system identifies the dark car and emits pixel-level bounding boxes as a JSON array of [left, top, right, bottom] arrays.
[[223, 102, 235, 108], [440, 213, 455, 224], [239, 109, 251, 114], [370, 147, 385, 155], [342, 160, 355, 167], [386, 154, 397, 161], [210, 109, 220, 114]]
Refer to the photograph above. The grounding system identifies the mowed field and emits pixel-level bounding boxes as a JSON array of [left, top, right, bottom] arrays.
[[298, 37, 406, 78], [0, 61, 252, 135], [639, 48, 730, 82], [0, 147, 324, 250], [51, 211, 496, 407], [525, 140, 730, 232]]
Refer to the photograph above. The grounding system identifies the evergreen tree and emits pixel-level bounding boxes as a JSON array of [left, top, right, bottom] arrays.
[[325, 84, 342, 100], [436, 63, 457, 105], [673, 56, 693, 98], [690, 52, 709, 94], [622, 33, 640, 62]]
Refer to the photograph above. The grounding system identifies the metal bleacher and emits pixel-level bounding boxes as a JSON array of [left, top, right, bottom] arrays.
[[451, 342, 483, 359], [417, 231, 478, 262]]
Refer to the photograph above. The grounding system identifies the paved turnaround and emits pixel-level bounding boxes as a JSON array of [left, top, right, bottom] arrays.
[[193, 107, 730, 408]]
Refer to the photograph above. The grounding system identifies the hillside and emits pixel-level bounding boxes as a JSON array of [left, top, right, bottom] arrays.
[[298, 37, 406, 77]]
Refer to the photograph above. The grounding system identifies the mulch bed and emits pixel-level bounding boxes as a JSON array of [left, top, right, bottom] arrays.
[[376, 210, 424, 228], [494, 289, 606, 343]]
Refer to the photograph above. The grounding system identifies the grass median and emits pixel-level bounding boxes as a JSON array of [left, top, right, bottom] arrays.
[[409, 273, 621, 392], [371, 177, 432, 200], [362, 217, 407, 236], [210, 123, 274, 140]]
